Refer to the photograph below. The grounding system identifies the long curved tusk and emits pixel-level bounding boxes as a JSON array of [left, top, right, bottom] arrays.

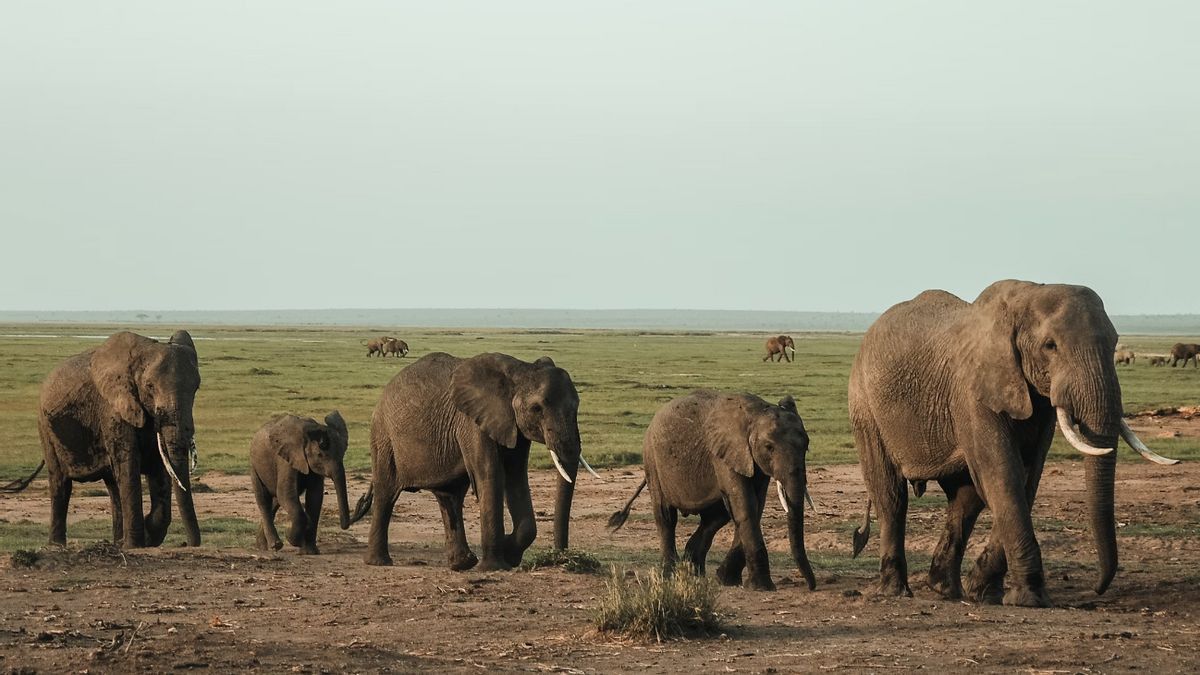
[[157, 433, 188, 492], [1120, 419, 1181, 465], [1055, 408, 1115, 456], [579, 455, 601, 479], [776, 479, 789, 514], [804, 488, 815, 510], [549, 450, 573, 483]]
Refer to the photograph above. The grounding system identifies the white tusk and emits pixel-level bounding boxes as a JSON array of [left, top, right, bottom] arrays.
[[776, 479, 789, 514], [157, 433, 188, 492], [1055, 408, 1115, 457], [549, 450, 573, 483], [1120, 419, 1181, 465], [804, 488, 815, 510], [579, 455, 601, 479]]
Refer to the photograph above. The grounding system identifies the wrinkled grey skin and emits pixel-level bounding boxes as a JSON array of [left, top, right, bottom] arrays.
[[38, 331, 202, 548], [609, 390, 816, 592], [849, 280, 1126, 607], [356, 352, 582, 571], [381, 338, 409, 358], [249, 411, 351, 555]]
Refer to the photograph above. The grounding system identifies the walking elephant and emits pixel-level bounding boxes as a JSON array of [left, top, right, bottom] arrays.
[[1114, 349, 1135, 365], [381, 338, 409, 358], [1169, 342, 1200, 368], [34, 331, 203, 548], [849, 280, 1178, 607], [763, 335, 796, 363], [364, 336, 391, 357], [351, 352, 599, 571], [608, 391, 817, 591], [249, 411, 352, 554]]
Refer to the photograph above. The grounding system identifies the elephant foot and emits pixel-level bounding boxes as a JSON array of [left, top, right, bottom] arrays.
[[448, 550, 479, 571], [876, 575, 913, 598], [964, 575, 1004, 604], [714, 564, 742, 587], [746, 575, 777, 592], [271, 539, 283, 551], [474, 558, 512, 573], [365, 551, 394, 566], [927, 568, 964, 600], [298, 544, 320, 556], [1003, 585, 1050, 608]]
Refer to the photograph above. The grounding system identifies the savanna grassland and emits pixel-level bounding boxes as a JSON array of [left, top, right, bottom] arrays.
[[1, 325, 1198, 673]]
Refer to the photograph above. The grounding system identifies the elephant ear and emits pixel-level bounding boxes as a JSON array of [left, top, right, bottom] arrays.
[[90, 332, 147, 428], [534, 356, 556, 368], [777, 395, 798, 414], [705, 397, 756, 478], [269, 416, 319, 474], [451, 355, 519, 449], [963, 313, 1033, 420], [168, 330, 196, 352], [324, 410, 349, 452]]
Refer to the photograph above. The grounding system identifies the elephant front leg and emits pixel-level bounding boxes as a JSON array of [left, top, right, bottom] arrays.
[[299, 479, 323, 555], [144, 467, 173, 546], [103, 475, 124, 544], [276, 473, 308, 549], [502, 450, 537, 567], [114, 454, 147, 548], [473, 465, 511, 572], [726, 486, 774, 591], [434, 487, 477, 571], [969, 455, 1049, 607], [252, 474, 283, 550]]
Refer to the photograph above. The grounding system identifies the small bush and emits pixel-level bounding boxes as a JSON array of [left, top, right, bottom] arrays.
[[595, 566, 723, 641], [521, 548, 601, 574], [11, 549, 39, 568]]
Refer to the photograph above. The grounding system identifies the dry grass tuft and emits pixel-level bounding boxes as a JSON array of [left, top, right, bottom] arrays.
[[521, 548, 602, 574], [595, 566, 723, 641]]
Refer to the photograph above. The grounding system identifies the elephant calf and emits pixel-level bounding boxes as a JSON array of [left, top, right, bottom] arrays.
[[609, 390, 816, 591], [249, 411, 352, 554]]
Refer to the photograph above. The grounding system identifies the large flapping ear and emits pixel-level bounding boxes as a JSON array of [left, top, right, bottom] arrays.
[[269, 417, 318, 474], [777, 395, 798, 415], [324, 410, 349, 451], [90, 332, 148, 428], [961, 306, 1033, 420], [705, 396, 756, 478], [168, 330, 196, 352], [451, 354, 519, 448]]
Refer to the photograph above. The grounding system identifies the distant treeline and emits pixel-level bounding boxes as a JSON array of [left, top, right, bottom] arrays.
[[0, 309, 1198, 335]]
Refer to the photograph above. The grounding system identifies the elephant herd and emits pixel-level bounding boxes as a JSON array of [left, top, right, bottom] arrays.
[[1116, 343, 1200, 368], [6, 279, 1185, 609]]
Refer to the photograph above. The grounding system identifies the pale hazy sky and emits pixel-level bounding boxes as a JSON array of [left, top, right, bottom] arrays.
[[2, 2, 1196, 313]]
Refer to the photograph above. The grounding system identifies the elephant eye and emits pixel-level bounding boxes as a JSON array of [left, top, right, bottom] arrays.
[[1043, 339, 1057, 352]]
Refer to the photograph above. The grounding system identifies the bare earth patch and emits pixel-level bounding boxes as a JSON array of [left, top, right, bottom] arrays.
[[1, 463, 1198, 673]]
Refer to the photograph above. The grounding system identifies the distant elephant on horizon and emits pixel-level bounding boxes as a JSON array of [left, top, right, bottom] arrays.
[[763, 335, 795, 363], [1169, 343, 1200, 368], [363, 336, 394, 357], [1114, 349, 1135, 365]]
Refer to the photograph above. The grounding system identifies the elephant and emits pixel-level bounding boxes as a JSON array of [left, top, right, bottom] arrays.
[[249, 411, 351, 554], [1169, 342, 1200, 368], [763, 335, 796, 363], [364, 336, 394, 357], [350, 352, 599, 571], [848, 280, 1178, 607], [33, 331, 203, 548], [1114, 349, 1136, 365], [1148, 356, 1168, 366], [381, 338, 409, 358], [608, 390, 817, 592]]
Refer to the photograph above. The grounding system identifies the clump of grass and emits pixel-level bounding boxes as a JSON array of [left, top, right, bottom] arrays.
[[521, 548, 602, 574], [595, 566, 723, 641], [11, 549, 39, 568]]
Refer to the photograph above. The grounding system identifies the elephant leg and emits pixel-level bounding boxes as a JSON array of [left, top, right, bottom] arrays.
[[684, 503, 730, 576], [434, 481, 477, 571], [928, 479, 985, 599], [364, 472, 400, 567], [716, 537, 746, 587], [113, 450, 146, 549], [276, 473, 308, 549], [103, 474, 123, 544], [47, 469, 72, 547], [652, 497, 679, 572], [144, 463, 172, 547], [252, 473, 283, 550], [728, 481, 774, 591], [502, 447, 537, 567], [473, 464, 510, 572], [967, 455, 1048, 607], [855, 421, 910, 597], [299, 478, 322, 555]]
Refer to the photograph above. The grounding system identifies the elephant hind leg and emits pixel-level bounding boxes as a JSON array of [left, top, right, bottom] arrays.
[[853, 418, 911, 597], [928, 479, 984, 599], [48, 470, 72, 547], [684, 503, 730, 576], [652, 498, 680, 572]]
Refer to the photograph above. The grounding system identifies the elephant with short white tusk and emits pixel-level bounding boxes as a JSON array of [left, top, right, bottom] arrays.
[[849, 280, 1179, 608], [763, 335, 796, 363]]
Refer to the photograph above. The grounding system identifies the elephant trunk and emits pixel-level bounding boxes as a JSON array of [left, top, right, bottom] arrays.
[[159, 421, 201, 547], [1085, 452, 1118, 594], [546, 430, 581, 551], [782, 476, 816, 590], [331, 463, 351, 530]]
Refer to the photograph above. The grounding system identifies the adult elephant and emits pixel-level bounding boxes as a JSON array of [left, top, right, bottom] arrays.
[[37, 331, 203, 548], [763, 335, 795, 363], [352, 352, 598, 570], [849, 280, 1177, 607], [382, 338, 409, 358], [1169, 342, 1200, 368], [364, 336, 390, 357]]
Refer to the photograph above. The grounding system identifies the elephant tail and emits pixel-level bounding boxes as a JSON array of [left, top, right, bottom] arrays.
[[851, 498, 872, 558], [606, 479, 647, 532], [349, 483, 374, 525], [1, 460, 45, 493]]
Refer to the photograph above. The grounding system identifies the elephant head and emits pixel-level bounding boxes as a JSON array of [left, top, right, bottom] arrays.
[[270, 411, 351, 530], [708, 393, 816, 590], [779, 335, 796, 356], [451, 353, 597, 550], [968, 280, 1177, 594], [90, 330, 202, 545]]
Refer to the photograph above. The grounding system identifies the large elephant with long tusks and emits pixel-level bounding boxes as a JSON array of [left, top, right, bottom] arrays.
[[351, 352, 597, 571], [849, 280, 1178, 607], [31, 331, 203, 548]]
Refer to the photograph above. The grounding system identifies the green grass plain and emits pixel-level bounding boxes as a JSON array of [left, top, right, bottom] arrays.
[[1, 325, 1197, 481]]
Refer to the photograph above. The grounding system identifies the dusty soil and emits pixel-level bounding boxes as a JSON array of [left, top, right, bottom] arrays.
[[2, 460, 1198, 674]]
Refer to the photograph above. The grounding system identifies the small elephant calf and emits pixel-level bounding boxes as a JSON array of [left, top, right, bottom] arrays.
[[609, 390, 816, 591], [250, 411, 352, 554]]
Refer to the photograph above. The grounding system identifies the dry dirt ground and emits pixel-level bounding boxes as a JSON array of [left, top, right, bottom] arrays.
[[2, 457, 1198, 674]]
